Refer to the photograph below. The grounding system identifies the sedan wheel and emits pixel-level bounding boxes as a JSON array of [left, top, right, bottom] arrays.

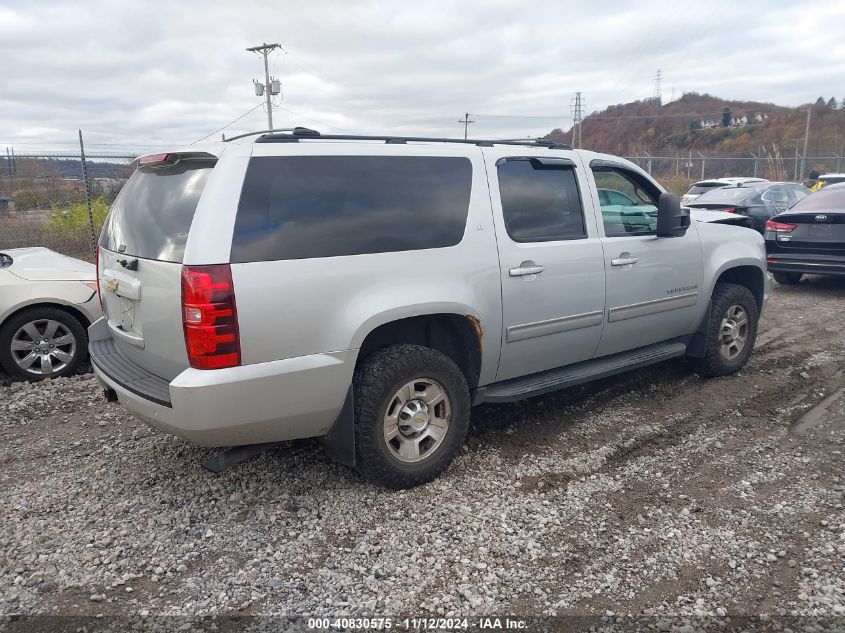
[[11, 319, 77, 376], [0, 307, 88, 381]]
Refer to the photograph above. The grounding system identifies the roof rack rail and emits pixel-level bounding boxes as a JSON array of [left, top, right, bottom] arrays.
[[223, 127, 320, 143], [247, 128, 571, 150]]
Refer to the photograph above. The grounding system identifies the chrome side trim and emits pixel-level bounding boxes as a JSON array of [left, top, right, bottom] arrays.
[[506, 310, 603, 343], [608, 292, 698, 323]]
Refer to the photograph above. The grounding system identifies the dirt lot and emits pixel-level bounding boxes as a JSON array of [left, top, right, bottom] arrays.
[[1, 278, 844, 631]]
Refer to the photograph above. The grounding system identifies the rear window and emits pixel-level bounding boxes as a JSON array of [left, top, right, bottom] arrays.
[[821, 176, 845, 186], [692, 186, 759, 205], [686, 183, 724, 195], [99, 161, 213, 262], [230, 156, 472, 262], [791, 186, 845, 210]]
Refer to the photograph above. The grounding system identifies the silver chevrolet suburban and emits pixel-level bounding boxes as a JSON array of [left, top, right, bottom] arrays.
[[90, 129, 770, 489]]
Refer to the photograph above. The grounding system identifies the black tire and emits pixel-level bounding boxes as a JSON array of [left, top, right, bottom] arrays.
[[0, 307, 88, 381], [353, 344, 470, 489], [692, 283, 759, 377], [773, 272, 803, 285]]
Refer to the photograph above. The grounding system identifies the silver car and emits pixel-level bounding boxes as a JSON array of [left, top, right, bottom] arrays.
[[0, 247, 102, 379], [90, 131, 770, 488]]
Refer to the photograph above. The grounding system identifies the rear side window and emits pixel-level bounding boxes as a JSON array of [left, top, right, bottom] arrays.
[[99, 161, 213, 262], [497, 158, 586, 242], [230, 156, 472, 262]]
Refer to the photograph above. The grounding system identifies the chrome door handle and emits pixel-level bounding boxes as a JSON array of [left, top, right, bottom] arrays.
[[509, 261, 545, 277], [611, 254, 639, 266]]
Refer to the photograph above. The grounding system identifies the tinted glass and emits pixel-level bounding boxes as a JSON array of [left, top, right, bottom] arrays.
[[791, 186, 845, 210], [692, 186, 759, 205], [687, 183, 724, 195], [592, 167, 659, 236], [99, 161, 213, 262], [231, 156, 472, 261], [497, 159, 586, 242]]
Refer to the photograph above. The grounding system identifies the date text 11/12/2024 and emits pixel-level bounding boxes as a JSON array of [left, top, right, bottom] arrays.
[[307, 617, 528, 630]]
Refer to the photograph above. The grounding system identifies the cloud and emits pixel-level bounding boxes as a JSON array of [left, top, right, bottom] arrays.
[[1, 0, 843, 151]]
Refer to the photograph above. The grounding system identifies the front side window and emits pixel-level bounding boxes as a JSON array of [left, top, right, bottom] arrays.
[[230, 156, 472, 262], [497, 158, 586, 242], [591, 166, 659, 237]]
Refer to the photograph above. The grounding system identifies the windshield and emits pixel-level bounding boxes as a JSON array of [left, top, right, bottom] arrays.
[[99, 160, 214, 262], [691, 186, 760, 205], [791, 186, 845, 211]]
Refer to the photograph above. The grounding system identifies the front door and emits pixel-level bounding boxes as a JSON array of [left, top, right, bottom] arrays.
[[484, 149, 606, 382], [588, 161, 703, 358]]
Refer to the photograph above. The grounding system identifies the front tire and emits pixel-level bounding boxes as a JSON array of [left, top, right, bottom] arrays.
[[0, 307, 88, 381], [692, 283, 759, 377], [353, 344, 470, 489], [773, 272, 802, 285]]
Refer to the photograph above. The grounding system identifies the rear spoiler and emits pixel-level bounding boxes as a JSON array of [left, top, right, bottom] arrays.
[[135, 151, 217, 168]]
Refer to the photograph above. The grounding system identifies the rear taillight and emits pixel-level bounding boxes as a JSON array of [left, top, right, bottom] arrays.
[[95, 245, 102, 310], [765, 220, 797, 233], [181, 264, 240, 370], [722, 207, 736, 214]]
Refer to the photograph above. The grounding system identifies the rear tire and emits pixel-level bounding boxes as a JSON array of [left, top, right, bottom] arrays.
[[692, 283, 759, 377], [773, 272, 803, 285], [353, 344, 470, 489], [0, 307, 88, 381]]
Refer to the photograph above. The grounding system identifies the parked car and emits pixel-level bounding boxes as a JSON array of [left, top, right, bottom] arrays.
[[815, 173, 845, 189], [765, 182, 845, 284], [0, 247, 102, 379], [89, 130, 770, 489], [686, 181, 810, 233], [680, 177, 769, 207], [597, 188, 636, 206]]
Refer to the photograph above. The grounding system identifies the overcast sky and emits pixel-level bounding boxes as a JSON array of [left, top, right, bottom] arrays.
[[2, 0, 844, 152]]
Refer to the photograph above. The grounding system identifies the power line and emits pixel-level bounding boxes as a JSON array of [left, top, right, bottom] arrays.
[[191, 103, 264, 144]]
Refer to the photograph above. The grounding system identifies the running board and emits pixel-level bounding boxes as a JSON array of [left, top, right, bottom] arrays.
[[479, 341, 688, 404]]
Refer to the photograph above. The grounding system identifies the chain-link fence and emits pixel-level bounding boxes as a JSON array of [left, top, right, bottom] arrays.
[[0, 152, 134, 262], [1, 147, 841, 262], [623, 153, 844, 183]]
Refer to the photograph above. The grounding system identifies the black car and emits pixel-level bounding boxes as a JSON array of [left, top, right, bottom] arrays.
[[765, 183, 845, 284], [687, 181, 810, 233]]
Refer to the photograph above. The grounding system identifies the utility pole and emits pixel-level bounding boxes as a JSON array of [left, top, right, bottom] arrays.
[[570, 92, 584, 148], [458, 113, 475, 139], [246, 42, 281, 130], [653, 69, 662, 107], [790, 138, 802, 181], [5, 148, 11, 177], [799, 105, 812, 179]]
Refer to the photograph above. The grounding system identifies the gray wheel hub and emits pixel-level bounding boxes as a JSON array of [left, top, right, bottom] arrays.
[[384, 378, 451, 463], [11, 319, 76, 376], [719, 304, 749, 361]]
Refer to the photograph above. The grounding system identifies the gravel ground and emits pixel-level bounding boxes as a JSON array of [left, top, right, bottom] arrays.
[[1, 277, 844, 631]]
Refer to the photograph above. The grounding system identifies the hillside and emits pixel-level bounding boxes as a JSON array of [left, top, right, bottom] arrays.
[[545, 93, 845, 167]]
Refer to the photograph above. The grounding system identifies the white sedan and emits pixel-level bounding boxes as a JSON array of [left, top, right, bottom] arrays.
[[0, 247, 102, 380]]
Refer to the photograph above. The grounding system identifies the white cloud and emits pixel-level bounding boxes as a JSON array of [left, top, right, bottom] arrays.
[[1, 0, 843, 151]]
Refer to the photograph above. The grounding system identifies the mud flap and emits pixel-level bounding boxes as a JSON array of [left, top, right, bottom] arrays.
[[319, 387, 356, 467], [686, 302, 712, 358]]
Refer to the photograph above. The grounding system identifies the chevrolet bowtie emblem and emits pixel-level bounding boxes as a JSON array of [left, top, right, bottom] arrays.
[[106, 278, 119, 293]]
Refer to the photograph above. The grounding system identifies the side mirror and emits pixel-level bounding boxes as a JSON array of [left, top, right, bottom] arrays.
[[656, 192, 690, 237]]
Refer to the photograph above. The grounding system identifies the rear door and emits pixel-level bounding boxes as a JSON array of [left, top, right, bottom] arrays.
[[483, 148, 606, 382], [98, 154, 216, 380]]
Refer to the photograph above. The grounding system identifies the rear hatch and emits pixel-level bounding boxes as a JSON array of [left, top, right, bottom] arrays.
[[773, 212, 845, 255], [98, 153, 216, 380]]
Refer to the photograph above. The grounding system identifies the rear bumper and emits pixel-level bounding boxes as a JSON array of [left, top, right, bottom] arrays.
[[88, 318, 354, 447], [767, 252, 845, 276]]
